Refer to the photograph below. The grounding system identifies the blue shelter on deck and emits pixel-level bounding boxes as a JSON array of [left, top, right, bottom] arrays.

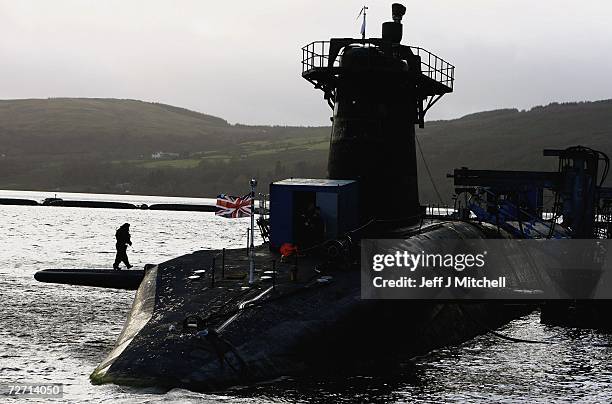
[[269, 178, 359, 248]]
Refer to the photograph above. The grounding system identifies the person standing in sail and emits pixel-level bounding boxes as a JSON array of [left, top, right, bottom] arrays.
[[113, 223, 133, 270]]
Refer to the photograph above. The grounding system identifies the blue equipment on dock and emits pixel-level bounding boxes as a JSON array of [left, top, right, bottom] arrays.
[[451, 146, 612, 239]]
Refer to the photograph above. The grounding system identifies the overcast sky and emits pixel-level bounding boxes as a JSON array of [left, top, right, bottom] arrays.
[[1, 0, 611, 126]]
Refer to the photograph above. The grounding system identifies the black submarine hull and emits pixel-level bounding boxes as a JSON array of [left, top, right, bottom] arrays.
[[90, 221, 539, 391]]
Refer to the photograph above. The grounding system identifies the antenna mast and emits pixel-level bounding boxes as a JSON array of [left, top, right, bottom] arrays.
[[357, 5, 368, 40]]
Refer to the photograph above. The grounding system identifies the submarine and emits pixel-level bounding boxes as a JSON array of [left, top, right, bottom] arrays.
[[36, 3, 612, 391], [85, 5, 541, 390]]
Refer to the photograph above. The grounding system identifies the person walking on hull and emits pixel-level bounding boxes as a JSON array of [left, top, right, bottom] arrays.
[[113, 223, 133, 270]]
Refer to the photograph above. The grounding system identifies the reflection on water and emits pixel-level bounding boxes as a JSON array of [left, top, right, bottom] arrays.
[[227, 313, 612, 403], [2, 196, 612, 402]]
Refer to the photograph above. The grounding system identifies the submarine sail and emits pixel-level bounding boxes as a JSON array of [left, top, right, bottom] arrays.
[[302, 2, 454, 223]]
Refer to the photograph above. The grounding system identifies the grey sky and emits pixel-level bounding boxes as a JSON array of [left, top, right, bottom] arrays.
[[1, 0, 611, 126]]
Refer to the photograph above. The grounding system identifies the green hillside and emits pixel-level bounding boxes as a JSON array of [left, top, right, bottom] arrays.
[[0, 97, 611, 201]]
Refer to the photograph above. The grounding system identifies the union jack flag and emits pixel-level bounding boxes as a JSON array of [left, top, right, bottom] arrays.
[[215, 193, 253, 218]]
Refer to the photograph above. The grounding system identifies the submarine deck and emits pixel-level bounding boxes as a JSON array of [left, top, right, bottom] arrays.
[[149, 244, 331, 332], [148, 218, 462, 331]]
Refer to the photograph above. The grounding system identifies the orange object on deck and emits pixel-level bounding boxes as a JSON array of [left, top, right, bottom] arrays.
[[280, 243, 298, 257]]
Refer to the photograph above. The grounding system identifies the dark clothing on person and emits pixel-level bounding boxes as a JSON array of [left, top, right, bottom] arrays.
[[311, 209, 325, 243], [113, 223, 132, 270], [114, 245, 131, 269], [115, 225, 131, 246], [299, 206, 325, 248]]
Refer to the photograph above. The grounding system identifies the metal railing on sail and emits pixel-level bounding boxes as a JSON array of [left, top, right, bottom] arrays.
[[301, 40, 455, 91]]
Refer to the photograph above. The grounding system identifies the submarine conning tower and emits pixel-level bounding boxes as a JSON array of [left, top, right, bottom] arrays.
[[302, 3, 454, 225]]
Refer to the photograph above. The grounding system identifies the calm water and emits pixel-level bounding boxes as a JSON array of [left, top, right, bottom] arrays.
[[2, 191, 612, 403]]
